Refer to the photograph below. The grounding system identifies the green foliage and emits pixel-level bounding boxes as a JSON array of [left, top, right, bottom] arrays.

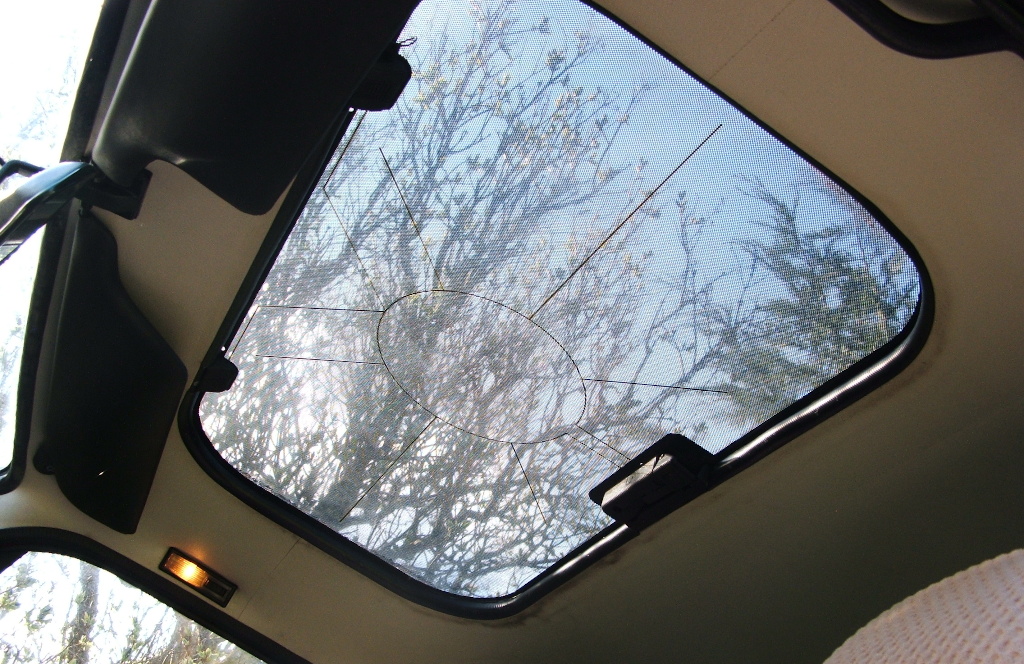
[[712, 177, 918, 423]]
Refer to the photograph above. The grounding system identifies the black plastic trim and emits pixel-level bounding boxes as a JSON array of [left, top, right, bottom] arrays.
[[974, 0, 1024, 46], [92, 0, 420, 215], [1, 0, 131, 490], [178, 0, 934, 619], [0, 528, 311, 664], [589, 434, 715, 528], [0, 163, 99, 494], [825, 0, 1021, 58], [61, 0, 133, 162], [32, 212, 188, 534]]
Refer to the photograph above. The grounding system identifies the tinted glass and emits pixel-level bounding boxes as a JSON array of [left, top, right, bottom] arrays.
[[0, 551, 264, 663], [201, 0, 922, 597]]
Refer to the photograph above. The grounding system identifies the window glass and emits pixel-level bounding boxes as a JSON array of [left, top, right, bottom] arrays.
[[200, 0, 922, 598], [0, 228, 44, 468], [0, 0, 105, 469], [0, 0, 104, 168], [0, 551, 264, 663]]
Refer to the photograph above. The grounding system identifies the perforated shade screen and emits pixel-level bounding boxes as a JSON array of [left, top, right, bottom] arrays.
[[199, 0, 922, 598]]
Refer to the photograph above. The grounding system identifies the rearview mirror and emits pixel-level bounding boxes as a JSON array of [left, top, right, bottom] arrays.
[[0, 161, 95, 266]]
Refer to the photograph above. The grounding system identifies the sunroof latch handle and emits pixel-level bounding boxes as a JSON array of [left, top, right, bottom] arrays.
[[349, 42, 413, 112], [589, 434, 715, 530], [195, 353, 239, 393]]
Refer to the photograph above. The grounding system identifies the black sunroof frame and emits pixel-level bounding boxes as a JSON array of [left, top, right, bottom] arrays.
[[178, 0, 934, 619]]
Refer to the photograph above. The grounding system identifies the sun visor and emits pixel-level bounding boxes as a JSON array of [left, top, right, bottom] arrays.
[[91, 0, 420, 215], [33, 213, 187, 534]]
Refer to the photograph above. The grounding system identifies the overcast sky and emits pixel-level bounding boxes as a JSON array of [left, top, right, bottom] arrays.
[[0, 0, 104, 165]]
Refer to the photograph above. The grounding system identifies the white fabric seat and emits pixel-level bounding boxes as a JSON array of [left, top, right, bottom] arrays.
[[826, 549, 1024, 663]]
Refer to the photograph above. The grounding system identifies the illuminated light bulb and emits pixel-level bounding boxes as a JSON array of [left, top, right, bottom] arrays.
[[159, 549, 236, 606], [165, 554, 210, 587]]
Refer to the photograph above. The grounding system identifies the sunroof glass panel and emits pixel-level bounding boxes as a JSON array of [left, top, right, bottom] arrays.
[[200, 0, 921, 598]]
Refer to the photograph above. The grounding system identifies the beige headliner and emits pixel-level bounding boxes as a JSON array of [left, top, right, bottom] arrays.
[[2, 0, 1022, 662]]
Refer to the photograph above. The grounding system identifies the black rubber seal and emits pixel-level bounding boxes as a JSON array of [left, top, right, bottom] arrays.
[[825, 0, 1022, 58], [0, 527, 311, 664], [178, 0, 934, 620]]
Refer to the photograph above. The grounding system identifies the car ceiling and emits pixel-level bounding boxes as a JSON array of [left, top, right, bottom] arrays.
[[2, 0, 1022, 662]]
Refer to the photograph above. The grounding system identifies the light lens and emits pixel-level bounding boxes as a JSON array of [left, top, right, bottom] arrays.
[[159, 549, 236, 606], [163, 553, 209, 587]]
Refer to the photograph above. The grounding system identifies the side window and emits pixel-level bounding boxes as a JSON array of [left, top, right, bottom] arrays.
[[0, 0, 105, 480], [0, 551, 264, 663], [0, 227, 44, 471]]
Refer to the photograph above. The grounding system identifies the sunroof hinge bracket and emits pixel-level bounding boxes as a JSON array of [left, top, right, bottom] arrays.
[[77, 168, 151, 220]]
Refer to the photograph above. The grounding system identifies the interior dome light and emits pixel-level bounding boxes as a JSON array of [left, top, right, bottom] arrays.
[[159, 548, 236, 606]]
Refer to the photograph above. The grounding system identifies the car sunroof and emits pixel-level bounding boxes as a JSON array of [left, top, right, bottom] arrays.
[[197, 0, 924, 600]]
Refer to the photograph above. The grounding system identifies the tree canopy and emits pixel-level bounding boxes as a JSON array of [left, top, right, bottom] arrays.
[[200, 0, 921, 598]]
